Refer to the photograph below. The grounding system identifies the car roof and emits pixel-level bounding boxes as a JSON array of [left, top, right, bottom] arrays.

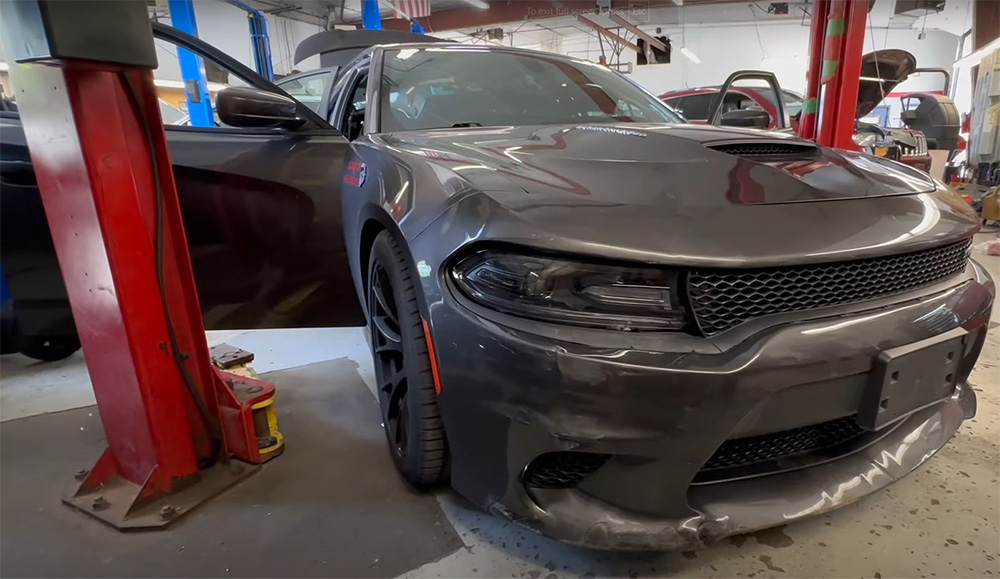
[[287, 41, 609, 79], [660, 87, 725, 98], [293, 29, 447, 66], [377, 41, 602, 61], [661, 86, 803, 99]]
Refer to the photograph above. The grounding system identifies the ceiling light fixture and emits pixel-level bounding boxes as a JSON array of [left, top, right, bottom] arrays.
[[680, 47, 701, 64], [153, 78, 227, 92], [462, 0, 490, 9]]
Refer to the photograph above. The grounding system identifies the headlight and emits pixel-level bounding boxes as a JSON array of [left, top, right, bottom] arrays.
[[451, 251, 686, 331]]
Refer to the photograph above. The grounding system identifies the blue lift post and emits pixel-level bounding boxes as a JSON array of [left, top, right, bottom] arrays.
[[363, 0, 422, 33], [167, 0, 214, 127], [362, 0, 382, 29], [227, 0, 274, 82]]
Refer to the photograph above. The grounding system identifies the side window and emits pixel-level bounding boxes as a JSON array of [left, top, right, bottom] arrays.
[[722, 91, 755, 114], [663, 97, 685, 116], [153, 37, 253, 128], [343, 72, 369, 141], [677, 94, 713, 120], [276, 72, 332, 113]]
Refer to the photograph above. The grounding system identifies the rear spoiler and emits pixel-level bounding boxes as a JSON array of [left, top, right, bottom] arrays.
[[294, 30, 446, 67]]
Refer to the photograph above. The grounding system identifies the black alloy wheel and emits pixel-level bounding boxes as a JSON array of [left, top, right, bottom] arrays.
[[367, 231, 448, 487]]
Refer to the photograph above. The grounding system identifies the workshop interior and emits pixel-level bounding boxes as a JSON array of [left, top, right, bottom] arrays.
[[0, 0, 998, 577]]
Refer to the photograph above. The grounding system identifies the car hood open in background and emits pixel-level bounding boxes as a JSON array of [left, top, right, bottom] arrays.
[[857, 49, 917, 119]]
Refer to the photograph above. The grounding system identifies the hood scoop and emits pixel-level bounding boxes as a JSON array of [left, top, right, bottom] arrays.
[[706, 141, 820, 160]]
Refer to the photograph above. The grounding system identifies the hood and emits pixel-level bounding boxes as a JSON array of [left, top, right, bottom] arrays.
[[857, 49, 917, 118], [387, 123, 935, 204], [385, 123, 975, 266]]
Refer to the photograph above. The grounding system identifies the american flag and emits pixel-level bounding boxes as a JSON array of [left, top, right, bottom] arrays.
[[393, 0, 431, 19]]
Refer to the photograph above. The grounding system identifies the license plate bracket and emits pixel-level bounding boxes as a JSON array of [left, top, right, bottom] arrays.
[[858, 327, 967, 431]]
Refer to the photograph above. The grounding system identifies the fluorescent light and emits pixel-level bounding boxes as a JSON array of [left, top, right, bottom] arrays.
[[671, 0, 683, 4], [680, 47, 701, 64], [860, 76, 891, 82], [0, 61, 8, 72], [153, 78, 228, 92], [462, 0, 489, 9]]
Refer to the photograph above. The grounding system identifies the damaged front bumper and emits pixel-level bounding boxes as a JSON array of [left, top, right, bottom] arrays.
[[497, 382, 975, 550], [427, 257, 993, 551]]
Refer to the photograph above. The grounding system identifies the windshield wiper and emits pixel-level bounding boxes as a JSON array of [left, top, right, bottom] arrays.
[[451, 122, 483, 128]]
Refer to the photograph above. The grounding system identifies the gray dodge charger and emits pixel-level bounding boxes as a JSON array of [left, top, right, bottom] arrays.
[[0, 26, 994, 549]]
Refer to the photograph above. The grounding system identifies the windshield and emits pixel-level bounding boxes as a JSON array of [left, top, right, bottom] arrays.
[[380, 47, 683, 132]]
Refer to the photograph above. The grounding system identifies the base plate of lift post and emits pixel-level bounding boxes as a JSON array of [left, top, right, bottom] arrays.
[[64, 452, 259, 530]]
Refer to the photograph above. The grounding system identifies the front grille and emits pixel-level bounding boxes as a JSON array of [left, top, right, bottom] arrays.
[[706, 142, 819, 158], [688, 239, 972, 335], [700, 415, 867, 473], [523, 452, 610, 489]]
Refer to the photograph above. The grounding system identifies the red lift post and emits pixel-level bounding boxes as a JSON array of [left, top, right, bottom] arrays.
[[0, 0, 281, 529], [800, 0, 869, 149]]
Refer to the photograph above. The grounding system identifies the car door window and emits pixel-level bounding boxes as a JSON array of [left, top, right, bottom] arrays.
[[722, 91, 755, 114], [276, 72, 333, 113], [153, 37, 255, 128], [343, 72, 369, 141], [782, 90, 804, 117], [663, 97, 685, 117], [677, 94, 713, 120]]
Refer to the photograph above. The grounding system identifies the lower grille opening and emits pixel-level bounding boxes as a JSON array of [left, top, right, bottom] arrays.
[[694, 415, 875, 484], [523, 452, 610, 489]]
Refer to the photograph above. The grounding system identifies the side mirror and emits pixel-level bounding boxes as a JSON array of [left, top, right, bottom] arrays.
[[720, 109, 770, 129], [900, 110, 918, 126], [216, 87, 305, 129]]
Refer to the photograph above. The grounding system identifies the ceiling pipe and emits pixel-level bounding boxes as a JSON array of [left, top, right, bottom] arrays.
[[607, 13, 667, 52], [574, 14, 641, 53]]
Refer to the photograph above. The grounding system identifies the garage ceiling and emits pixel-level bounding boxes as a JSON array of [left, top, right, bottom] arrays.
[[150, 0, 972, 38], [243, 0, 483, 26], [429, 0, 972, 47]]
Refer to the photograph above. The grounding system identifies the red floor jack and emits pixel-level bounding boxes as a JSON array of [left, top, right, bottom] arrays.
[[0, 1, 282, 529]]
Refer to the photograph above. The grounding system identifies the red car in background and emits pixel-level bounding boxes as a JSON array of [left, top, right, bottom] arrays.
[[659, 50, 934, 173], [660, 85, 804, 131]]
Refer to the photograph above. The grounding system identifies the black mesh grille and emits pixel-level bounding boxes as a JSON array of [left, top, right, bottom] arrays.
[[700, 415, 867, 473], [523, 452, 610, 489], [688, 239, 972, 335], [706, 142, 819, 158]]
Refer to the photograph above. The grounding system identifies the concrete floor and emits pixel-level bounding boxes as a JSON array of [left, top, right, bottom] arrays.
[[1, 232, 998, 578]]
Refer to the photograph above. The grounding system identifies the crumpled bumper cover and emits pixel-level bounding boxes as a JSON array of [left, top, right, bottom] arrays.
[[492, 382, 975, 550]]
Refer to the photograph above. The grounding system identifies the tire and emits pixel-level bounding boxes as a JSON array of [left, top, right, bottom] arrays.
[[17, 333, 81, 362], [367, 231, 448, 487]]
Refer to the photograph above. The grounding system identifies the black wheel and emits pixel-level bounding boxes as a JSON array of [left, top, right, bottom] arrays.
[[17, 333, 80, 362], [367, 231, 448, 487]]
